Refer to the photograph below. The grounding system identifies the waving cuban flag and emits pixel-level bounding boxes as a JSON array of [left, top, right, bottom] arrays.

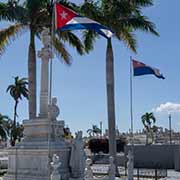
[[132, 59, 165, 79], [55, 2, 113, 39]]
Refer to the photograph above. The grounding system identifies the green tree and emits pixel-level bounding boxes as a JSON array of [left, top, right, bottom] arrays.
[[0, 0, 87, 119], [6, 76, 28, 146], [141, 112, 156, 144], [81, 0, 159, 168], [87, 125, 102, 137], [11, 122, 24, 143], [0, 113, 10, 141]]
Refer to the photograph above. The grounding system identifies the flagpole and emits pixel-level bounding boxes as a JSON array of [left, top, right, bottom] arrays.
[[48, 1, 55, 180], [49, 1, 55, 105], [130, 56, 134, 147], [129, 56, 134, 180]]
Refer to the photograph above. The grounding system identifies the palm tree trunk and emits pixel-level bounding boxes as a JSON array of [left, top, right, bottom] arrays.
[[13, 100, 18, 127], [151, 130, 154, 144], [28, 28, 37, 119], [106, 39, 117, 168], [146, 132, 148, 145], [12, 100, 18, 146]]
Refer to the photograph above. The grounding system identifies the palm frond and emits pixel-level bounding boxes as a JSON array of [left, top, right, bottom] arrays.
[[0, 2, 28, 23], [117, 29, 137, 53], [124, 15, 159, 36], [52, 36, 71, 65], [80, 1, 103, 22], [0, 23, 28, 56], [82, 30, 99, 53], [130, 0, 153, 7], [6, 85, 15, 93], [25, 0, 47, 16], [7, 76, 29, 101], [57, 31, 85, 55], [56, 0, 78, 11]]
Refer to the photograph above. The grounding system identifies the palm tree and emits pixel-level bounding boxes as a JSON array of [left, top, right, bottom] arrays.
[[6, 76, 28, 146], [0, 113, 10, 141], [87, 125, 102, 137], [12, 122, 24, 143], [141, 112, 156, 144], [80, 0, 159, 168], [0, 0, 88, 119]]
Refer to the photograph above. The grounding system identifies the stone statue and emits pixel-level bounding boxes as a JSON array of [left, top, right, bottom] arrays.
[[69, 131, 86, 178], [84, 158, 93, 180], [108, 156, 116, 180], [48, 97, 60, 121], [50, 154, 61, 180], [41, 28, 51, 47], [127, 150, 134, 180], [38, 28, 52, 60]]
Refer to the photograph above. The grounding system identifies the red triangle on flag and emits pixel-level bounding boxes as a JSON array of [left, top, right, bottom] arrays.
[[55, 3, 77, 29], [132, 60, 146, 68]]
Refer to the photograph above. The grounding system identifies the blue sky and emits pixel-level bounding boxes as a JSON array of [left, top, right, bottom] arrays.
[[0, 0, 180, 135]]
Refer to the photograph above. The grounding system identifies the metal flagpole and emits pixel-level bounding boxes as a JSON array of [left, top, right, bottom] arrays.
[[168, 113, 172, 144], [130, 56, 134, 147], [49, 1, 55, 105], [129, 56, 134, 180], [48, 1, 55, 179]]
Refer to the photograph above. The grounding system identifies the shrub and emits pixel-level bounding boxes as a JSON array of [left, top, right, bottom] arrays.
[[88, 138, 127, 154]]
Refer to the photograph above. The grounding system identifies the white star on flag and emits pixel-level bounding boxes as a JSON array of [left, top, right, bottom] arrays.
[[60, 11, 68, 19]]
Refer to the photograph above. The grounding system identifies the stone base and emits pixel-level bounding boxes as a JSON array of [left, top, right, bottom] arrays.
[[3, 118, 71, 180], [4, 174, 49, 180], [69, 178, 84, 180]]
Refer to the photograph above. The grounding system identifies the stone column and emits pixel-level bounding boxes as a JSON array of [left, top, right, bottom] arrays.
[[38, 28, 53, 118]]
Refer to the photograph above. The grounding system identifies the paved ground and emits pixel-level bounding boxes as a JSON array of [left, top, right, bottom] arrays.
[[0, 166, 180, 180], [160, 170, 180, 180], [92, 165, 180, 180]]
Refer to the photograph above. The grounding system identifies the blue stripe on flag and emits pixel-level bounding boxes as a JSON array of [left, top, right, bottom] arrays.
[[59, 23, 113, 38], [134, 67, 165, 79]]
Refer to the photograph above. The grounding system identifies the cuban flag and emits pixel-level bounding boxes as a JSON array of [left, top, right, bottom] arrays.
[[55, 2, 113, 39], [132, 60, 165, 79]]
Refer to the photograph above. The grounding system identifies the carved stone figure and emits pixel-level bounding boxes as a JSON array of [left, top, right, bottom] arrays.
[[50, 154, 61, 180], [127, 150, 134, 180], [108, 156, 115, 180], [84, 158, 93, 180], [41, 28, 51, 47], [69, 131, 86, 178], [48, 97, 60, 120]]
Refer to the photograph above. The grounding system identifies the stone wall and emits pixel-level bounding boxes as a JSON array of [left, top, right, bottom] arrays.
[[125, 145, 180, 171], [92, 154, 126, 166]]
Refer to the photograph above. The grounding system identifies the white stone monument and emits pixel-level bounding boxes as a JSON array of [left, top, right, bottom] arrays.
[[50, 154, 61, 180], [127, 150, 134, 180], [69, 131, 86, 179], [49, 97, 60, 121], [108, 156, 116, 180], [84, 158, 93, 180], [4, 28, 71, 180]]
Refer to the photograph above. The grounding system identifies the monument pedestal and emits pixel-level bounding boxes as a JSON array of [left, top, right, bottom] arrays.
[[3, 118, 71, 180]]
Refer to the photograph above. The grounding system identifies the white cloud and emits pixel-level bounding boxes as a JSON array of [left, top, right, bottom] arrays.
[[154, 102, 180, 113]]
